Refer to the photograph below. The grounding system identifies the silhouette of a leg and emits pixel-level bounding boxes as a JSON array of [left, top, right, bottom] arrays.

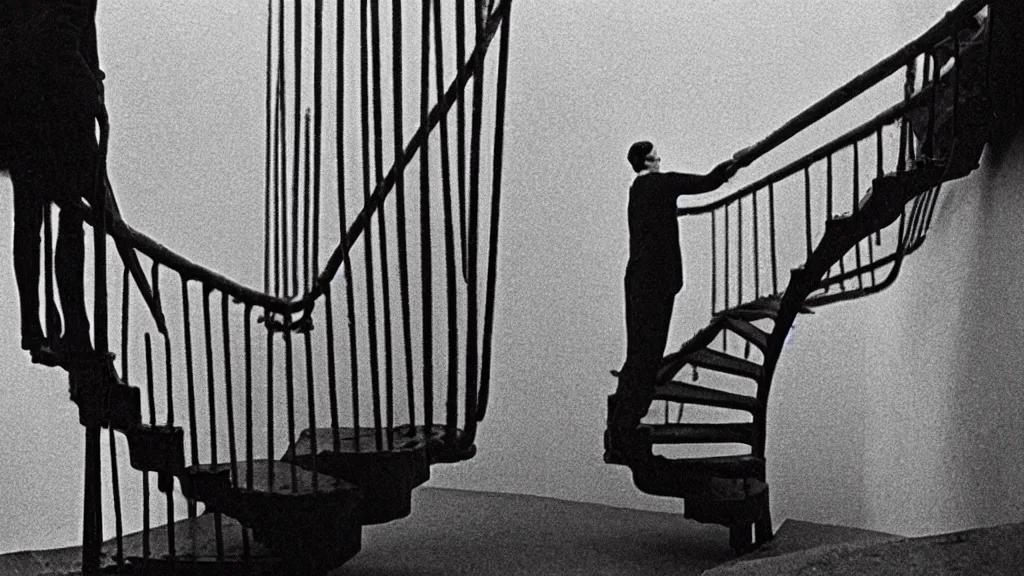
[[56, 207, 92, 354], [11, 167, 44, 351], [610, 287, 674, 459]]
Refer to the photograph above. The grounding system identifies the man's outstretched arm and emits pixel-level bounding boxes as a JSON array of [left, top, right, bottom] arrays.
[[657, 159, 737, 196]]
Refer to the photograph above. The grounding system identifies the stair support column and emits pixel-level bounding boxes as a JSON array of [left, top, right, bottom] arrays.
[[82, 424, 103, 574]]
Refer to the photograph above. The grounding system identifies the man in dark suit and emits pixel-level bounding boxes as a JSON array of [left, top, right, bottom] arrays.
[[607, 141, 736, 463], [1, 0, 105, 362]]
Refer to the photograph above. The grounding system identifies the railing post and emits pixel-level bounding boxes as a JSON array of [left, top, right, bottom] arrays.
[[83, 84, 110, 576]]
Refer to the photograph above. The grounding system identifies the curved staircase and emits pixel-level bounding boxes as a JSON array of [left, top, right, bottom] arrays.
[[605, 0, 1006, 553]]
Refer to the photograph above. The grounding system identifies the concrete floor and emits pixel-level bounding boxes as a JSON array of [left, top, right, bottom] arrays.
[[3, 488, 1022, 575]]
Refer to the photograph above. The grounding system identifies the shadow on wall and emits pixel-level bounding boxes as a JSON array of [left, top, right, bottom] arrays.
[[947, 125, 1024, 529], [946, 2, 1024, 528]]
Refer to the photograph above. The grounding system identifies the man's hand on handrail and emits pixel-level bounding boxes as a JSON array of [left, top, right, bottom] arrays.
[[706, 158, 738, 189]]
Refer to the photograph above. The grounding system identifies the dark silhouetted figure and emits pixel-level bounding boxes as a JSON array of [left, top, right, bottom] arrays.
[[1, 0, 105, 363], [607, 141, 736, 463]]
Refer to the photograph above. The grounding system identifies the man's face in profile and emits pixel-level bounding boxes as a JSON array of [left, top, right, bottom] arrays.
[[644, 148, 661, 173]]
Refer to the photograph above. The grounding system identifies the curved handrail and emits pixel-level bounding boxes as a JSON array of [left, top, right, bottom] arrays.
[[679, 0, 986, 216], [73, 0, 511, 317], [678, 83, 935, 216]]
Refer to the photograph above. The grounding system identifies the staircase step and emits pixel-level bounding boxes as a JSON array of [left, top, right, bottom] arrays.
[[716, 296, 782, 321], [282, 427, 430, 525], [68, 353, 141, 430], [185, 459, 362, 569], [126, 424, 186, 493], [716, 296, 813, 322], [392, 423, 476, 464], [655, 381, 759, 412], [686, 349, 763, 381], [629, 454, 768, 526], [121, 513, 285, 575], [722, 317, 769, 352], [646, 423, 755, 445]]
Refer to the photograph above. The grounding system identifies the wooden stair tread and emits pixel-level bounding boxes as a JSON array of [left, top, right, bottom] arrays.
[[121, 513, 277, 568], [654, 381, 760, 413], [185, 459, 362, 568], [635, 454, 765, 479], [687, 349, 763, 381], [284, 426, 428, 456], [393, 423, 476, 464], [646, 423, 754, 445], [716, 295, 813, 321], [722, 317, 769, 352], [282, 427, 430, 525], [190, 459, 357, 496], [630, 455, 769, 522]]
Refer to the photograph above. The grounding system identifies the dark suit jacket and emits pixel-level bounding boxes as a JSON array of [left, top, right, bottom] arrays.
[[625, 171, 716, 296]]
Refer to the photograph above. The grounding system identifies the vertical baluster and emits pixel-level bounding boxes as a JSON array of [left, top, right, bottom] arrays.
[[416, 0, 433, 431], [244, 306, 254, 479], [110, 269, 127, 566], [323, 287, 340, 452], [360, 0, 383, 451], [739, 197, 749, 358], [201, 287, 224, 562], [465, 0, 488, 440], [284, 313, 298, 488], [336, 0, 361, 449], [242, 304, 253, 563], [313, 0, 324, 282], [828, 156, 846, 289], [222, 294, 238, 487], [875, 127, 884, 246], [768, 183, 779, 295], [711, 211, 717, 315], [264, 0, 273, 296], [922, 183, 943, 238], [456, 0, 468, 281], [910, 184, 931, 246], [291, 0, 302, 296], [899, 61, 914, 173], [434, 0, 457, 436], [479, 0, 513, 421], [83, 98, 109, 574], [369, 0, 392, 451], [161, 274, 175, 563], [303, 110, 311, 294], [143, 333, 156, 561], [142, 266, 173, 552], [392, 0, 415, 446], [908, 57, 919, 165], [278, 0, 289, 298], [723, 203, 730, 350], [752, 190, 760, 299], [852, 143, 864, 290], [274, 60, 282, 297], [303, 322, 318, 490], [108, 426, 123, 566], [738, 196, 744, 306], [181, 278, 199, 519], [804, 167, 812, 260], [265, 310, 275, 490]]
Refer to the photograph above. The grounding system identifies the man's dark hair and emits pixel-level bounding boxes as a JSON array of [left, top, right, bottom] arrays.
[[627, 141, 653, 173]]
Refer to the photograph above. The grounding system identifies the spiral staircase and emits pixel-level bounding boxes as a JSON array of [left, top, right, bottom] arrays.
[[605, 0, 1015, 553]]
